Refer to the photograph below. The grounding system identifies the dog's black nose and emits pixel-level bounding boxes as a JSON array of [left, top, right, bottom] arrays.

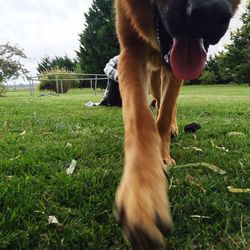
[[188, 0, 232, 25], [188, 0, 232, 43]]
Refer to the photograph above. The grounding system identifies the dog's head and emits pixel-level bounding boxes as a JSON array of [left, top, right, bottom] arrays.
[[155, 0, 240, 80]]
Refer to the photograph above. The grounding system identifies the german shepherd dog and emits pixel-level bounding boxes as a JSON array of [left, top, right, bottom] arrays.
[[115, 0, 240, 248]]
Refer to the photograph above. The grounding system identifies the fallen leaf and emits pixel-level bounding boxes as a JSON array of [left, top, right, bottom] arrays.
[[193, 134, 197, 141], [48, 216, 59, 224], [10, 155, 21, 161], [239, 161, 244, 168], [20, 130, 26, 136], [227, 186, 250, 193], [48, 215, 63, 228], [34, 210, 45, 214], [174, 162, 227, 175], [168, 176, 174, 190], [227, 132, 246, 137], [113, 135, 124, 140], [40, 234, 49, 242], [3, 176, 14, 180], [186, 176, 206, 192], [42, 131, 52, 135], [66, 159, 77, 175]]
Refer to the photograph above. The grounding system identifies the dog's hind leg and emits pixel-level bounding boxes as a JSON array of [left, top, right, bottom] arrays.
[[171, 105, 179, 138], [149, 70, 161, 113], [156, 67, 183, 167], [150, 70, 179, 139], [115, 50, 172, 249]]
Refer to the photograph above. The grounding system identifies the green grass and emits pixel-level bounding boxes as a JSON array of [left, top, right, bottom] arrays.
[[0, 85, 249, 249]]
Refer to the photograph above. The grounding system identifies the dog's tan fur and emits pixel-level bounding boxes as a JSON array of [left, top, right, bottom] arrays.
[[115, 0, 240, 246]]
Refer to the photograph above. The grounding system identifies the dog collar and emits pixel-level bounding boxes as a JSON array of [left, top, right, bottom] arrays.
[[154, 6, 173, 69]]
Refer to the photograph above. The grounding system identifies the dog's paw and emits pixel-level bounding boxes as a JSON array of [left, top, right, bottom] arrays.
[[170, 124, 179, 138], [163, 155, 176, 167], [115, 164, 172, 249]]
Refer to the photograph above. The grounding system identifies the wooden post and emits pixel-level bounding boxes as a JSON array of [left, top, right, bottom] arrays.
[[95, 75, 97, 95], [61, 80, 63, 94], [31, 79, 35, 97], [29, 80, 32, 96], [56, 75, 59, 96]]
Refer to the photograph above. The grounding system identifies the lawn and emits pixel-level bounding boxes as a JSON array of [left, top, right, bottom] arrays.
[[0, 85, 249, 249]]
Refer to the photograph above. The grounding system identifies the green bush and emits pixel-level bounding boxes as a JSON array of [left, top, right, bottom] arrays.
[[200, 71, 217, 85], [0, 82, 7, 97], [38, 69, 79, 93]]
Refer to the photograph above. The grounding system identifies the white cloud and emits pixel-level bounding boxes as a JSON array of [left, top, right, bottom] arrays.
[[0, 0, 92, 79]]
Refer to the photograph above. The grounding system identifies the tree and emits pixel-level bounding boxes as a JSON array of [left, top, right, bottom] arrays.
[[221, 2, 250, 84], [0, 43, 28, 96], [204, 2, 250, 84], [37, 57, 51, 73], [0, 74, 6, 96], [201, 55, 222, 84], [200, 70, 217, 84], [37, 55, 77, 73], [77, 0, 119, 75]]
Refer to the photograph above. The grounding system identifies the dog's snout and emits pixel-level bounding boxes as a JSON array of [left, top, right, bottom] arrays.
[[157, 0, 234, 45], [188, 0, 232, 27], [185, 0, 233, 44]]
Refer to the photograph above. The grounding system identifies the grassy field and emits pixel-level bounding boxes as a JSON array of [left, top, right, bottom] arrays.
[[0, 85, 249, 249]]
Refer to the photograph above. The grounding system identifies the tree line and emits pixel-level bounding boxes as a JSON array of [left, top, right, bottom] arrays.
[[200, 2, 250, 85], [1, 0, 249, 95]]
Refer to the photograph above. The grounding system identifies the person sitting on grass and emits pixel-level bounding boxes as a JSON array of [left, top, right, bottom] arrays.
[[85, 55, 122, 107], [99, 55, 122, 107]]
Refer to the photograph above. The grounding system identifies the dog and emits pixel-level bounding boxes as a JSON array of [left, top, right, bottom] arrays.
[[114, 0, 240, 248]]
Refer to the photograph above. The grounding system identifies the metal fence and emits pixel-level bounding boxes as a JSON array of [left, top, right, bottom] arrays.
[[28, 73, 109, 96]]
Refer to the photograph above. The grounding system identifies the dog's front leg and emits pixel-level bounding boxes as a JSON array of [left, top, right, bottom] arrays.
[[156, 67, 183, 166], [116, 50, 172, 249]]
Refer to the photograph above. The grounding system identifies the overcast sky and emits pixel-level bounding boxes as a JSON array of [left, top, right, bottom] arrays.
[[0, 0, 247, 82]]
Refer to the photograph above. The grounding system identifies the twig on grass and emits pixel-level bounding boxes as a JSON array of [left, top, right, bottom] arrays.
[[183, 146, 203, 153], [211, 139, 229, 152], [174, 162, 227, 175], [227, 186, 250, 193], [190, 215, 211, 219]]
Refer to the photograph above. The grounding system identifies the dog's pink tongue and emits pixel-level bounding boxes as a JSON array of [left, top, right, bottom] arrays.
[[170, 38, 207, 80]]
